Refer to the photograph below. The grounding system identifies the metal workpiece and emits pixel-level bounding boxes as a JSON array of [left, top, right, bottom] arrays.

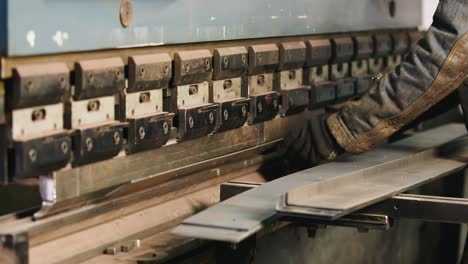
[[12, 130, 71, 179], [9, 63, 69, 109], [248, 44, 279, 75], [74, 57, 125, 100], [172, 124, 468, 243], [213, 47, 248, 80], [127, 53, 172, 92], [278, 42, 307, 71], [173, 50, 213, 85], [71, 121, 126, 166]]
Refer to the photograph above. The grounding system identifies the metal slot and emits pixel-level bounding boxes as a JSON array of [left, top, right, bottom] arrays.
[[176, 81, 210, 108], [248, 73, 274, 95], [278, 69, 303, 89], [213, 77, 243, 103], [125, 89, 163, 118], [368, 57, 385, 75], [330, 63, 349, 80], [386, 54, 402, 70], [70, 96, 114, 128], [307, 65, 329, 84], [350, 60, 369, 78], [12, 103, 63, 139]]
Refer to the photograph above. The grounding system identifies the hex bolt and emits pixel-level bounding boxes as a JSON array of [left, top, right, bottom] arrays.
[[61, 141, 69, 154], [241, 106, 247, 117], [87, 100, 101, 112], [29, 149, 37, 162], [223, 109, 229, 121], [289, 70, 296, 80], [139, 92, 151, 103], [209, 112, 214, 124], [188, 116, 194, 128], [138, 126, 145, 139], [189, 85, 199, 95], [273, 99, 278, 109], [257, 75, 265, 86], [31, 109, 46, 121], [162, 122, 169, 135], [85, 137, 93, 152], [114, 132, 121, 145], [257, 102, 263, 113]]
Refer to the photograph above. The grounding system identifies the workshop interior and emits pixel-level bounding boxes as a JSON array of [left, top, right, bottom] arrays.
[[1, 0, 468, 263]]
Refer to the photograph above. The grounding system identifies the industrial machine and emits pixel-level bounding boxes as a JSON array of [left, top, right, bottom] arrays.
[[0, 1, 467, 263]]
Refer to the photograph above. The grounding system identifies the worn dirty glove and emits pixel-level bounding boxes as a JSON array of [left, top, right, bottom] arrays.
[[277, 111, 343, 171]]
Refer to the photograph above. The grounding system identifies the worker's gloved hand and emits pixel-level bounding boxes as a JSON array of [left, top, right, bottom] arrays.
[[277, 111, 343, 171]]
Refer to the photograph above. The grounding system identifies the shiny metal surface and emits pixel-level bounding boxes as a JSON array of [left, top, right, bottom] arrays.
[[1, 0, 421, 56], [172, 124, 467, 243]]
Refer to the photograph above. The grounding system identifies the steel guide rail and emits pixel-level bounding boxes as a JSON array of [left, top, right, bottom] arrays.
[[0, 29, 421, 185]]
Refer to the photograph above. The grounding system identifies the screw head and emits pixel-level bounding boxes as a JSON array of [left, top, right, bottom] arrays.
[[28, 149, 37, 162], [85, 137, 93, 152], [188, 116, 194, 128], [241, 106, 247, 117], [114, 132, 121, 145], [209, 112, 214, 124], [138, 126, 145, 139], [257, 102, 263, 113], [223, 109, 229, 121], [162, 122, 169, 135], [61, 141, 69, 154]]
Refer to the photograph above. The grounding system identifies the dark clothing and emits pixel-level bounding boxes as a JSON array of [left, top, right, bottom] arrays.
[[327, 0, 468, 154]]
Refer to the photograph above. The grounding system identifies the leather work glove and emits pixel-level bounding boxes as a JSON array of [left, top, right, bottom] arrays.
[[277, 110, 343, 171]]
